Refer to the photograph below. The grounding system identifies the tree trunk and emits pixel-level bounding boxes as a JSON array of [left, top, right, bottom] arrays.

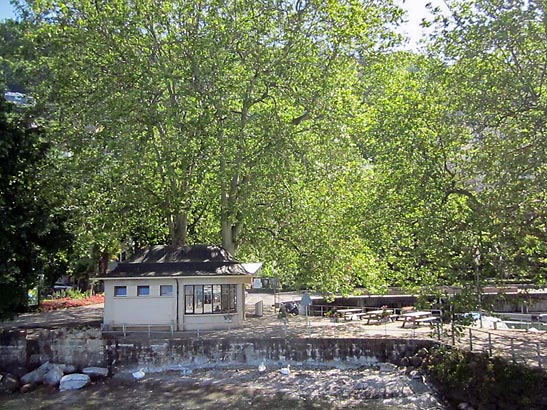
[[221, 219, 236, 255], [99, 251, 110, 275], [168, 213, 188, 246]]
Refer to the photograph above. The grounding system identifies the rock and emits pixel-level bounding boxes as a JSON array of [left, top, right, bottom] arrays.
[[181, 368, 193, 376], [379, 363, 397, 373], [21, 362, 51, 384], [10, 366, 29, 378], [458, 403, 475, 410], [59, 374, 91, 392], [43, 366, 64, 386], [416, 348, 429, 357], [82, 367, 109, 379], [20, 383, 38, 393], [0, 373, 20, 393], [410, 355, 423, 367], [409, 370, 423, 380], [51, 363, 77, 374]]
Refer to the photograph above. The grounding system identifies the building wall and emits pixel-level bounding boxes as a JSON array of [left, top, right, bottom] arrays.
[[103, 279, 177, 326], [103, 276, 252, 331]]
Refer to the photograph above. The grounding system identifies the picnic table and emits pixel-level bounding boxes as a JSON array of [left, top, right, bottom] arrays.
[[361, 309, 394, 324], [336, 308, 363, 321], [400, 311, 439, 328]]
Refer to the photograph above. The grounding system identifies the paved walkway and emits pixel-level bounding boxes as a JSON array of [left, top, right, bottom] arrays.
[[0, 303, 104, 330]]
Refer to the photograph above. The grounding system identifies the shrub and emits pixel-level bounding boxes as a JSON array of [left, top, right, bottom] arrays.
[[421, 346, 547, 410], [40, 294, 104, 311]]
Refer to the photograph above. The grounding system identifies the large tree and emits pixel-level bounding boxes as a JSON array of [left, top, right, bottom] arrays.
[[430, 0, 547, 285], [0, 97, 72, 318], [21, 0, 402, 262]]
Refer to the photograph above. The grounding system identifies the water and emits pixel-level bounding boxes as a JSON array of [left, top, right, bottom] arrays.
[[0, 368, 448, 410]]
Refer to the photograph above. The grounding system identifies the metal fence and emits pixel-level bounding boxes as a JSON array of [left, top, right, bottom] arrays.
[[459, 327, 546, 369]]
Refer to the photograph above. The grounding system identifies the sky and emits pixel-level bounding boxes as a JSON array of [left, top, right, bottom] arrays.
[[0, 0, 449, 49], [0, 1, 15, 21]]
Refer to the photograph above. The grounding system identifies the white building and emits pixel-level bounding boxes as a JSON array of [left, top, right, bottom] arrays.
[[100, 245, 262, 332]]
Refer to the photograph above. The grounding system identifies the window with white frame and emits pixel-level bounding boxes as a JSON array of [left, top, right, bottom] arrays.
[[160, 285, 173, 296], [184, 284, 237, 314], [114, 286, 127, 297], [137, 285, 150, 296]]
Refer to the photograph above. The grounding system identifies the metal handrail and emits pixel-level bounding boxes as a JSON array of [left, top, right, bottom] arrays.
[[464, 327, 544, 368]]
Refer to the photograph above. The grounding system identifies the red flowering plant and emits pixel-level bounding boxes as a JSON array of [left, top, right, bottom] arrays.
[[40, 290, 104, 311]]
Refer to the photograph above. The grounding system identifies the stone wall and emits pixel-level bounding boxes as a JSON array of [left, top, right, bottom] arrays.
[[105, 337, 437, 371], [0, 327, 104, 370], [0, 327, 436, 372]]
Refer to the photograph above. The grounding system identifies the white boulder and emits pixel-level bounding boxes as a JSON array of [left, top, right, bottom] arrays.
[[43, 366, 64, 386], [21, 362, 51, 384], [59, 374, 91, 392]]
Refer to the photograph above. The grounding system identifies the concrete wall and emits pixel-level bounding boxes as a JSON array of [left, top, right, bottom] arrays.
[[104, 279, 177, 326], [0, 327, 436, 372], [488, 293, 547, 313], [104, 337, 436, 372]]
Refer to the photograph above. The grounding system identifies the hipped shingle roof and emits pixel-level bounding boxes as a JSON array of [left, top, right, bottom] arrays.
[[103, 245, 261, 278]]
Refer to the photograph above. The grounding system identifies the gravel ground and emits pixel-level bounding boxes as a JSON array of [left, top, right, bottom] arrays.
[[0, 365, 449, 410]]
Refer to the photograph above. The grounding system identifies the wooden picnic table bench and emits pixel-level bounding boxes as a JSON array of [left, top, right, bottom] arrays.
[[414, 316, 440, 325], [360, 309, 394, 325], [401, 311, 438, 328], [337, 308, 363, 321]]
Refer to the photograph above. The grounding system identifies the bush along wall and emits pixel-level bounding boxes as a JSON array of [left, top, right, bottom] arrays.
[[420, 346, 547, 410]]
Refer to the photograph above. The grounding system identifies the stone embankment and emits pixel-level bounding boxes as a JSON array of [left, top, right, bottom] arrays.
[[0, 325, 436, 371]]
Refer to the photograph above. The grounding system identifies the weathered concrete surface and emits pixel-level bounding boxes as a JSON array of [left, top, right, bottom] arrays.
[[0, 327, 105, 370], [104, 337, 437, 373], [1, 324, 437, 373]]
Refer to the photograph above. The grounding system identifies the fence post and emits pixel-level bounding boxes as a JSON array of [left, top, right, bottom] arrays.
[[510, 338, 516, 363], [488, 332, 492, 356], [536, 343, 542, 369], [469, 328, 473, 351]]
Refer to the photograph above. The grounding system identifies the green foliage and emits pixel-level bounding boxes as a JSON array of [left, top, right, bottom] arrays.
[[1, 0, 545, 308], [50, 288, 92, 300], [422, 346, 547, 409], [0, 96, 72, 319], [429, 0, 547, 284], [14, 0, 405, 292]]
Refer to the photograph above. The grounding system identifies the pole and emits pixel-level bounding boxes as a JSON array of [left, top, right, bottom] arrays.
[[469, 328, 473, 351], [474, 244, 483, 329]]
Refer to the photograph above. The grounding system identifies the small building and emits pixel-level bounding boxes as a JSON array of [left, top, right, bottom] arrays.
[[100, 245, 262, 331]]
